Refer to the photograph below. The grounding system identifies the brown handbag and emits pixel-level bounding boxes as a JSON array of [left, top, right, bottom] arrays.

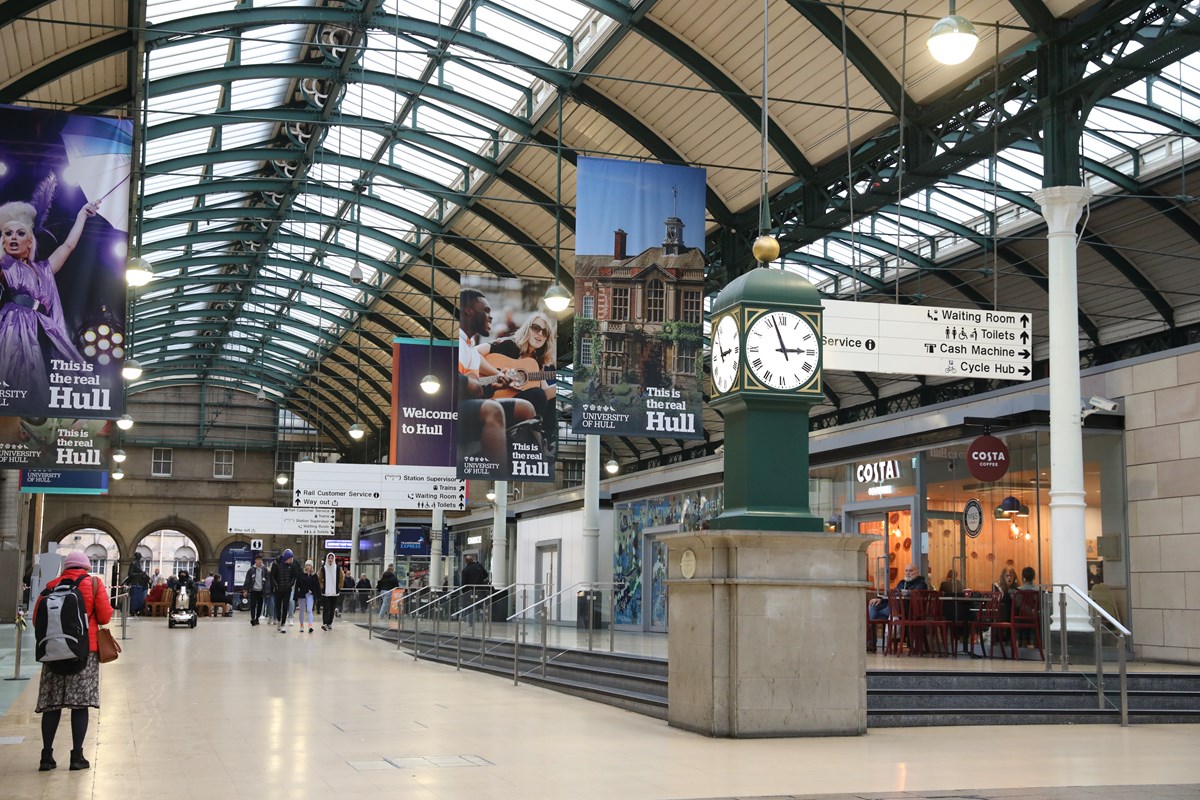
[[93, 578, 120, 663]]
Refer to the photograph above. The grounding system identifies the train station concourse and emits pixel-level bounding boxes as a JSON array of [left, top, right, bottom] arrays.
[[2, 0, 1200, 795]]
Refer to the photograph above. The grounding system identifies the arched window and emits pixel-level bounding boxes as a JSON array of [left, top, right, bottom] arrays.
[[135, 545, 153, 573], [85, 544, 108, 576], [646, 280, 665, 323], [173, 546, 197, 577]]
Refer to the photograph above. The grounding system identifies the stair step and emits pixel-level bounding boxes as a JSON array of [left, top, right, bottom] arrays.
[[366, 625, 1200, 726]]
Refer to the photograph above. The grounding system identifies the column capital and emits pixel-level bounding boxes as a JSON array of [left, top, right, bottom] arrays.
[[1032, 186, 1093, 232]]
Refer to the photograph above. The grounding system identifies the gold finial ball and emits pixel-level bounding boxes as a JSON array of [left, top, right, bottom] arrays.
[[752, 234, 780, 264]]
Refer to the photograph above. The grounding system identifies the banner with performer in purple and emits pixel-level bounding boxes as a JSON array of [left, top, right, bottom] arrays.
[[0, 108, 132, 419], [456, 274, 557, 483]]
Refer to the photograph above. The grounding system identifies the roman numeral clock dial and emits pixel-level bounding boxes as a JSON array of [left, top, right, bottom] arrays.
[[710, 314, 740, 394], [746, 311, 819, 391]]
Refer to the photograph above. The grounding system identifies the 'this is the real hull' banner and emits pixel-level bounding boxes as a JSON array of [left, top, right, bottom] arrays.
[[391, 339, 459, 469], [0, 108, 133, 419], [572, 157, 706, 440], [0, 416, 110, 470], [457, 274, 558, 482]]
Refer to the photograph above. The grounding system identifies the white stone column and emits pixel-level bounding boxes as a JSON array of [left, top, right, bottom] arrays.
[[582, 435, 600, 586], [490, 481, 507, 586], [385, 506, 396, 572], [430, 508, 444, 588], [349, 507, 361, 577], [1032, 186, 1092, 611]]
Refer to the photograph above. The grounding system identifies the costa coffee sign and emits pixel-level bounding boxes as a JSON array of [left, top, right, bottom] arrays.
[[967, 434, 1009, 482]]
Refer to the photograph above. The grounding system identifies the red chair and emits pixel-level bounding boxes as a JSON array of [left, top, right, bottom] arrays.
[[1010, 589, 1043, 660], [896, 590, 950, 657], [967, 593, 1013, 658]]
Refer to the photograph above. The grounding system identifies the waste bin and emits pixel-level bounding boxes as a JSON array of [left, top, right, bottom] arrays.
[[489, 587, 509, 623], [576, 590, 603, 629]]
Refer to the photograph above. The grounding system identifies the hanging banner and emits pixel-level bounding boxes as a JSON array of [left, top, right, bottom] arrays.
[[391, 338, 460, 470], [457, 274, 558, 482], [0, 108, 133, 419], [572, 157, 706, 439], [0, 416, 111, 470]]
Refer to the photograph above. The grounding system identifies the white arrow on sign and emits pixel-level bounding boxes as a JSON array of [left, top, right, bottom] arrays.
[[821, 300, 1033, 380], [294, 462, 467, 510]]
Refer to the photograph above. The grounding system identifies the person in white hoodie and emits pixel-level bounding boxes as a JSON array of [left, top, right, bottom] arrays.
[[317, 553, 344, 631]]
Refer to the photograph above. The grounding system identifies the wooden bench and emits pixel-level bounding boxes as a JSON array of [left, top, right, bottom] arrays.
[[195, 588, 213, 617], [145, 588, 173, 617]]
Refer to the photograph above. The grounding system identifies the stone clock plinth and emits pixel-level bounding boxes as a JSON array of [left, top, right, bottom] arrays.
[[664, 529, 873, 737]]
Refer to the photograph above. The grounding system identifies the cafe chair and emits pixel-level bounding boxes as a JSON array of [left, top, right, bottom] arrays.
[[967, 593, 1009, 658], [1010, 589, 1043, 660], [897, 590, 950, 657]]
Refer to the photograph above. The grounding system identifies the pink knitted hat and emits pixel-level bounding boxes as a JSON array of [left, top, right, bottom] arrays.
[[63, 551, 90, 570]]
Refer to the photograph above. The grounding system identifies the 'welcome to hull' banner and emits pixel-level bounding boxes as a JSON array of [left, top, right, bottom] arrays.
[[0, 108, 133, 419], [572, 157, 706, 440], [0, 415, 110, 470], [457, 274, 557, 482], [391, 338, 459, 470]]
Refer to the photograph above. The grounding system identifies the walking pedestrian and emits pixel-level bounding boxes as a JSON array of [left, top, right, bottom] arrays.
[[318, 554, 344, 630]]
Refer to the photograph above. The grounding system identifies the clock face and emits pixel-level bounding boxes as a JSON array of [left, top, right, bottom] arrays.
[[746, 311, 819, 391], [710, 314, 740, 394]]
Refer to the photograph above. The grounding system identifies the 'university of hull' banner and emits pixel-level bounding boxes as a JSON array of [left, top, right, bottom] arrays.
[[20, 469, 108, 495], [391, 338, 460, 469], [0, 416, 110, 470], [0, 108, 133, 419], [572, 157, 706, 439], [457, 274, 557, 482]]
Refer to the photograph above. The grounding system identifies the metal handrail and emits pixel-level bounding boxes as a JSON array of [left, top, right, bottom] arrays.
[[505, 580, 585, 621], [1060, 582, 1130, 636], [452, 582, 516, 619], [1046, 582, 1129, 726], [413, 584, 473, 616]]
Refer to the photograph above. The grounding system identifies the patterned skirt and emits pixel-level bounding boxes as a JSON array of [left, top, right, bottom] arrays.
[[35, 652, 100, 712]]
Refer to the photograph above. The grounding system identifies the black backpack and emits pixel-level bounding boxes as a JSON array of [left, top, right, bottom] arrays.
[[34, 576, 90, 675]]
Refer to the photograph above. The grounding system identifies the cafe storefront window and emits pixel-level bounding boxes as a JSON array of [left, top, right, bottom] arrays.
[[815, 428, 1127, 615]]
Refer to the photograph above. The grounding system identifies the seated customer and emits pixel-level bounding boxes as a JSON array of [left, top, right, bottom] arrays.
[[210, 574, 231, 616], [146, 579, 166, 605], [867, 563, 928, 652], [938, 568, 973, 652]]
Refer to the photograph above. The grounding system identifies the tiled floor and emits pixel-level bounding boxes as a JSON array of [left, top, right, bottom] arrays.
[[0, 614, 1197, 800]]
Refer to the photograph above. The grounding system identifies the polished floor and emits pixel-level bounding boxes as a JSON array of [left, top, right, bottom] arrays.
[[0, 612, 1197, 800]]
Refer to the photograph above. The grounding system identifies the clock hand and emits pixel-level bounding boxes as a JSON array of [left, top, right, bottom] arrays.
[[774, 321, 789, 361]]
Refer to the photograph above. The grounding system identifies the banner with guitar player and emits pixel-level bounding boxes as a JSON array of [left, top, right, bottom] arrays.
[[572, 157, 706, 440], [457, 274, 558, 483]]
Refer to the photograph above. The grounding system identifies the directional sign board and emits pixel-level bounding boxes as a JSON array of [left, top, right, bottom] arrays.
[[293, 462, 467, 511], [227, 506, 336, 536], [821, 300, 1033, 380]]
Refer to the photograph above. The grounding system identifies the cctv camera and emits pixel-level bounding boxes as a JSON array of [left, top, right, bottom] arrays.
[[1088, 396, 1118, 413]]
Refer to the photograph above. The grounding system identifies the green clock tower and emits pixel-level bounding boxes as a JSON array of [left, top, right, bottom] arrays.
[[666, 237, 870, 739], [709, 265, 824, 532]]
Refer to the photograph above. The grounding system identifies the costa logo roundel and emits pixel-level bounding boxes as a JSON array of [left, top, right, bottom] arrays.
[[966, 434, 1009, 482]]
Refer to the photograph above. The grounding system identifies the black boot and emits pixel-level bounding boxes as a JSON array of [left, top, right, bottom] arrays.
[[39, 748, 56, 771], [69, 749, 89, 770]]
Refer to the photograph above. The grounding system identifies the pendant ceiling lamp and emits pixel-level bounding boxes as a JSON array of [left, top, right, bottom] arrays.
[[752, 0, 778, 266], [420, 236, 441, 394], [542, 92, 572, 315], [928, 0, 979, 65]]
